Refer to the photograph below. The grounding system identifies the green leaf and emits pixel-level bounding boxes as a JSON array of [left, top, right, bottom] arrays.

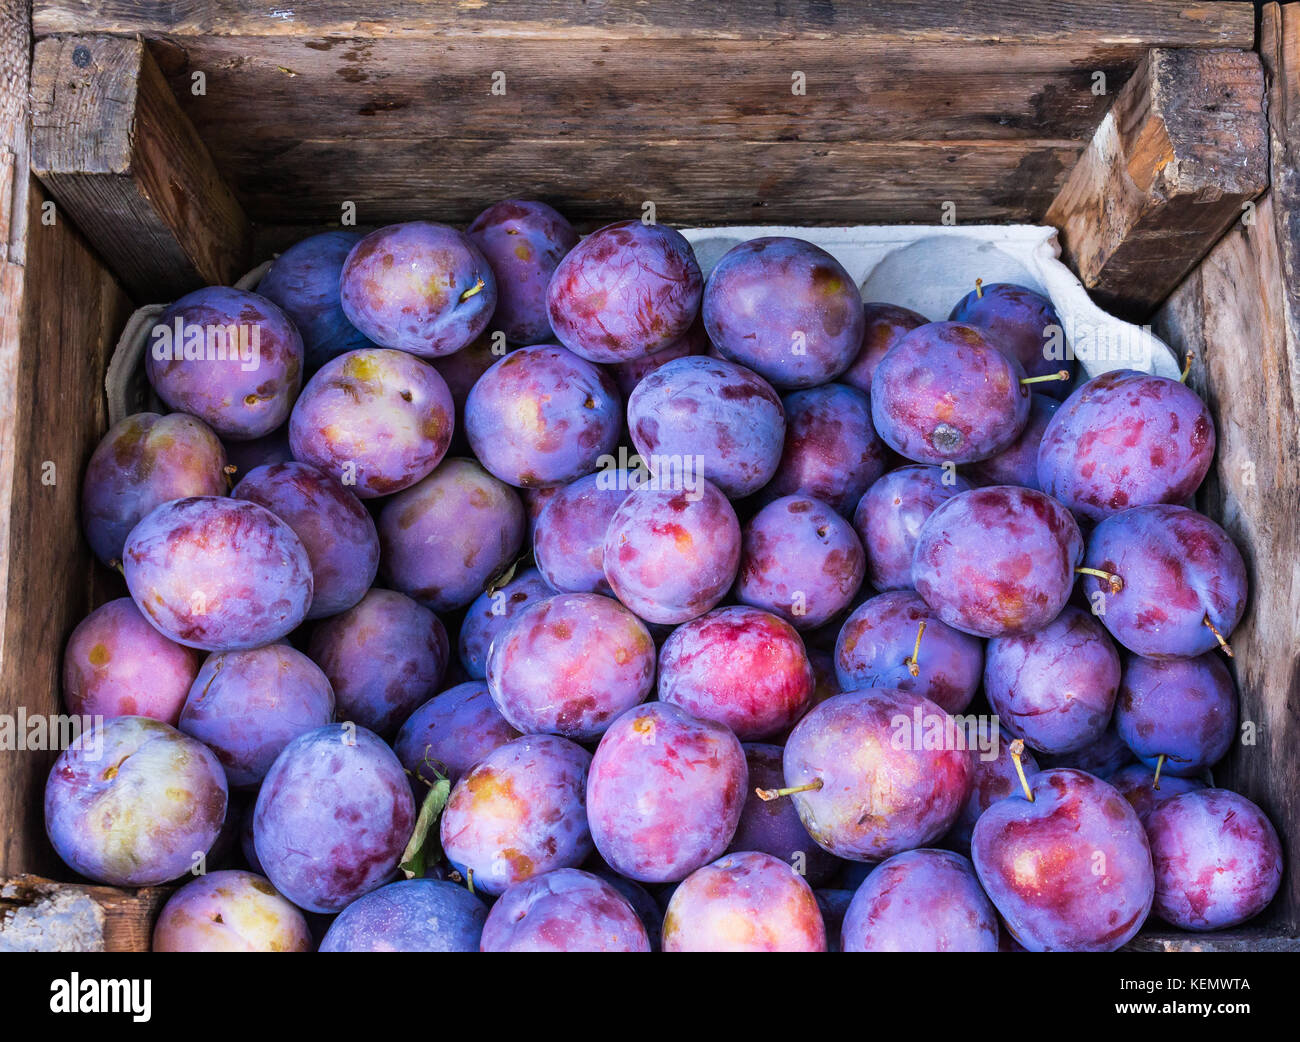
[[398, 776, 451, 879]]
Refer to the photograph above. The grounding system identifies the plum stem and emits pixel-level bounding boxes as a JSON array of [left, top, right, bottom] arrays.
[[460, 276, 486, 302], [1180, 351, 1193, 383], [1020, 370, 1071, 386], [1203, 614, 1234, 657], [1010, 740, 1034, 802], [756, 778, 823, 802], [109, 559, 124, 577], [1075, 566, 1124, 594], [905, 620, 927, 678], [1153, 754, 1166, 791], [975, 277, 984, 299]]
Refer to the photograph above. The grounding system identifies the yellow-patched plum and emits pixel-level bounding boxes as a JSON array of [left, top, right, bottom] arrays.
[[662, 851, 827, 952], [912, 486, 1083, 638], [1114, 653, 1237, 777], [546, 221, 703, 363], [123, 496, 313, 651], [949, 282, 1074, 396], [288, 347, 454, 498], [486, 592, 654, 740], [658, 606, 814, 740], [179, 643, 335, 788], [782, 689, 971, 861], [587, 702, 746, 883], [735, 494, 865, 630], [152, 870, 312, 952], [62, 597, 201, 725], [480, 868, 651, 951], [233, 461, 378, 618], [146, 287, 304, 440], [532, 474, 628, 595], [45, 716, 228, 885], [1108, 764, 1205, 826], [840, 302, 927, 397], [967, 393, 1060, 490], [854, 465, 971, 591], [307, 588, 449, 737], [394, 681, 521, 786], [253, 723, 415, 913], [379, 458, 526, 612], [339, 221, 496, 357], [439, 734, 593, 895], [602, 482, 740, 625], [319, 878, 488, 952], [465, 344, 620, 487], [972, 768, 1154, 951], [945, 719, 1040, 853], [842, 849, 999, 951], [702, 237, 864, 389], [81, 411, 228, 567], [456, 567, 552, 679]]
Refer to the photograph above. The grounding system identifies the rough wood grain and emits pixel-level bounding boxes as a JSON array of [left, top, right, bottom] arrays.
[[31, 0, 1257, 45], [0, 181, 132, 880], [1047, 48, 1267, 319], [0, 875, 168, 952], [30, 35, 251, 302], [1151, 5, 1300, 936]]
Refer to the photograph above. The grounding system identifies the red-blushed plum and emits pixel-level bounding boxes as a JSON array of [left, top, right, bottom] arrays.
[[152, 870, 312, 952], [854, 465, 971, 591], [1146, 789, 1283, 931], [233, 461, 378, 619], [946, 719, 1040, 853], [971, 768, 1154, 951], [1037, 718, 1136, 779], [467, 199, 578, 345], [62, 597, 201, 725], [834, 591, 983, 714], [223, 424, 292, 476], [487, 592, 654, 740], [587, 702, 746, 883], [658, 606, 814, 740], [440, 734, 593, 895], [607, 315, 709, 397], [253, 723, 415, 913], [1081, 504, 1246, 658], [532, 473, 627, 595], [842, 848, 999, 952], [967, 393, 1059, 490], [870, 322, 1030, 464], [735, 494, 865, 630], [319, 878, 488, 952], [81, 411, 228, 567], [949, 282, 1075, 396], [1114, 653, 1237, 777], [602, 481, 740, 625], [546, 221, 702, 363], [627, 355, 785, 498], [123, 496, 313, 652], [45, 716, 228, 886], [912, 486, 1083, 638], [429, 332, 511, 456], [394, 681, 521, 786], [758, 384, 887, 515], [379, 457, 526, 612], [288, 348, 454, 498], [179, 644, 335, 789], [840, 302, 927, 396], [783, 689, 971, 860], [728, 743, 839, 885], [457, 567, 552, 679], [1038, 370, 1215, 521], [1108, 764, 1206, 825], [466, 344, 620, 487], [146, 287, 304, 440], [702, 237, 864, 389], [591, 868, 664, 950], [308, 588, 449, 738], [256, 230, 375, 370], [984, 606, 1120, 755], [339, 221, 496, 357], [480, 868, 651, 952], [662, 851, 827, 952]]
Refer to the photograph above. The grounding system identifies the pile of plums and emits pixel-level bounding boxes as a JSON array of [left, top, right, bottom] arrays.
[[50, 200, 1281, 952]]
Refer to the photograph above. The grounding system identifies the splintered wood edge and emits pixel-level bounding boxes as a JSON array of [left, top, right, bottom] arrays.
[[0, 875, 170, 952]]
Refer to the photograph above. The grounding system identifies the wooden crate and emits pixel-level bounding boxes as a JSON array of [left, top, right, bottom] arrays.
[[1, 1, 1296, 951]]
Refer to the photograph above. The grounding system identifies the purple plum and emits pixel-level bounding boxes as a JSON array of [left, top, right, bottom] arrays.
[[480, 868, 650, 952], [222, 424, 292, 476], [457, 566, 553, 679], [319, 878, 488, 952], [1037, 718, 1136, 779], [854, 465, 971, 591], [606, 316, 709, 397], [1109, 764, 1206, 825], [153, 870, 312, 952], [949, 281, 1074, 395], [428, 332, 510, 455], [946, 719, 1041, 853], [840, 302, 927, 397], [393, 681, 521, 786], [1114, 653, 1237, 777], [532, 473, 627, 595], [967, 393, 1060, 490]]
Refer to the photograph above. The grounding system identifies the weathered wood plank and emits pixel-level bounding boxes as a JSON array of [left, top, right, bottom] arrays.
[[31, 34, 251, 302], [1151, 4, 1300, 936], [32, 0, 1257, 45], [1047, 48, 1267, 319], [0, 875, 168, 952], [0, 181, 133, 880]]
